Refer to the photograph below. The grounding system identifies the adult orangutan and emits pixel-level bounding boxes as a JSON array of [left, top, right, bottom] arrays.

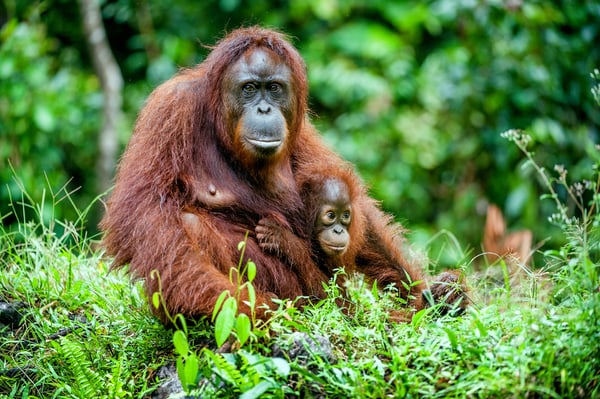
[[101, 27, 465, 323]]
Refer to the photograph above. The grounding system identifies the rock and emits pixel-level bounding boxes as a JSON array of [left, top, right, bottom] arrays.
[[272, 332, 336, 364], [0, 301, 26, 329], [151, 363, 185, 399]]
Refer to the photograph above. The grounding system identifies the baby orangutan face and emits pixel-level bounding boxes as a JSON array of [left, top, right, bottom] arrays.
[[315, 178, 352, 257]]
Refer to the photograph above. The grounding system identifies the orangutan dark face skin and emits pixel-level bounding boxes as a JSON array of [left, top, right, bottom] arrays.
[[315, 178, 352, 256], [223, 49, 294, 159]]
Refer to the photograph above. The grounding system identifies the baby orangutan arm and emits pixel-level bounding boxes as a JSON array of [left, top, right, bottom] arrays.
[[256, 216, 327, 300]]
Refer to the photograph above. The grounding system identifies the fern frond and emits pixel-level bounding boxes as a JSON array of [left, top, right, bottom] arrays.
[[204, 349, 244, 389], [57, 338, 105, 398]]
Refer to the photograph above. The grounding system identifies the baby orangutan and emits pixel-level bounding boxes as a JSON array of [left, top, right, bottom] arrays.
[[256, 161, 468, 320], [256, 162, 366, 301], [256, 165, 424, 321]]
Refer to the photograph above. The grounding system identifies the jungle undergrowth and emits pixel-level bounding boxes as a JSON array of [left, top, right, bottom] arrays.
[[2, 119, 600, 397]]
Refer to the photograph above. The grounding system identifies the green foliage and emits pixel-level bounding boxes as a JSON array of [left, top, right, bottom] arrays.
[[54, 338, 129, 399], [0, 185, 172, 398], [167, 234, 291, 396], [0, 15, 103, 230], [200, 350, 292, 398], [173, 325, 202, 394]]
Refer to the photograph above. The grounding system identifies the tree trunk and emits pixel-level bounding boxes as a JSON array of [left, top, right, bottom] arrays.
[[79, 0, 123, 193]]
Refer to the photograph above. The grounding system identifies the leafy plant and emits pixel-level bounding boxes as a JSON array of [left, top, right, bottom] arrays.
[[169, 317, 294, 398], [171, 320, 202, 395], [201, 349, 292, 399], [211, 234, 271, 349]]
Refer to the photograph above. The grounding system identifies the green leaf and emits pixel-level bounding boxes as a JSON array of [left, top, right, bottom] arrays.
[[212, 290, 230, 322], [176, 356, 185, 386], [371, 280, 379, 300], [443, 327, 458, 350], [152, 292, 161, 310], [0, 54, 15, 78], [246, 260, 256, 282], [235, 313, 251, 346], [473, 317, 488, 338], [411, 307, 432, 329], [214, 297, 237, 347], [329, 22, 404, 60], [174, 314, 188, 335], [246, 283, 256, 309], [173, 330, 189, 356], [33, 104, 55, 131], [270, 357, 291, 377], [183, 353, 199, 390], [237, 240, 246, 251], [239, 381, 275, 399]]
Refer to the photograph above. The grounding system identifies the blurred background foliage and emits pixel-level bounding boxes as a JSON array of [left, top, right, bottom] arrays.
[[1, 0, 599, 267]]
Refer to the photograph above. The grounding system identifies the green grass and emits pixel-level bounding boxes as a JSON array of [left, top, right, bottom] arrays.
[[0, 185, 174, 398], [1, 134, 599, 398], [1, 225, 598, 398]]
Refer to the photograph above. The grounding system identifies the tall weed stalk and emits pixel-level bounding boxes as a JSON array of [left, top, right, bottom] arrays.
[[501, 129, 599, 298]]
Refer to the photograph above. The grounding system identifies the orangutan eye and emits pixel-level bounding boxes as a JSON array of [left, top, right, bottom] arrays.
[[268, 82, 282, 93], [242, 82, 257, 94], [342, 210, 351, 224]]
